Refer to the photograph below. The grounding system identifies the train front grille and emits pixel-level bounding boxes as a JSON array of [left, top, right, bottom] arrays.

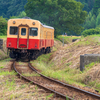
[[19, 44, 27, 48]]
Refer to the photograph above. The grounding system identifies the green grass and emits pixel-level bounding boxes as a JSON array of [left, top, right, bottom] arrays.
[[0, 58, 17, 77], [22, 72, 40, 77], [36, 53, 53, 62], [85, 35, 100, 45], [31, 53, 85, 86], [66, 96, 69, 100], [67, 34, 100, 49], [0, 58, 11, 67], [0, 58, 11, 62], [46, 93, 53, 100], [35, 85, 38, 91], [31, 52, 100, 92], [0, 70, 17, 76], [0, 35, 7, 39], [85, 62, 95, 70], [5, 79, 16, 91], [0, 66, 4, 69], [30, 35, 100, 92], [66, 62, 72, 66], [56, 35, 81, 44], [20, 84, 27, 89], [73, 40, 91, 47]]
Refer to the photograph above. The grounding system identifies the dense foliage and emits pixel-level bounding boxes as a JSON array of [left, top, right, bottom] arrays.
[[1, 0, 100, 37], [9, 11, 26, 19], [0, 0, 94, 18], [82, 9, 100, 36], [81, 0, 100, 37], [93, 0, 100, 16], [0, 0, 27, 18], [81, 28, 100, 37], [25, 0, 87, 36], [76, 0, 95, 12], [0, 17, 7, 35]]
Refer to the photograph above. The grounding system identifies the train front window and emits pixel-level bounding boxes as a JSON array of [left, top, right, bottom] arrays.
[[21, 28, 26, 36], [10, 27, 18, 35], [29, 28, 38, 36]]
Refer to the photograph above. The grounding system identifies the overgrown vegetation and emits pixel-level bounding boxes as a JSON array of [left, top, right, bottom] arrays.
[[81, 28, 100, 37], [0, 16, 7, 35], [31, 53, 100, 92], [31, 35, 100, 92], [22, 72, 40, 77], [0, 39, 8, 60], [56, 35, 81, 44], [0, 0, 27, 18], [0, 59, 53, 99], [82, 0, 100, 36], [76, 0, 95, 12], [0, 36, 7, 39], [0, 59, 17, 93]]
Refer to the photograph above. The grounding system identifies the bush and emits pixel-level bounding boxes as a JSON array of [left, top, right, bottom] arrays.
[[81, 28, 100, 37], [0, 16, 7, 35]]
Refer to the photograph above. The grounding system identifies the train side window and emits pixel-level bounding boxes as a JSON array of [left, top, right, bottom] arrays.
[[10, 27, 18, 35], [21, 28, 26, 36], [29, 28, 38, 36]]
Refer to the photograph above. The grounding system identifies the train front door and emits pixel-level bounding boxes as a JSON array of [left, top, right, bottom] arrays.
[[18, 26, 29, 49]]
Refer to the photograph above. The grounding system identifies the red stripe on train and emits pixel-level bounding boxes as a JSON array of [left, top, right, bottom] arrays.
[[7, 38, 54, 50]]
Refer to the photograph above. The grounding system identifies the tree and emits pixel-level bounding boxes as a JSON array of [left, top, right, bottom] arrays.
[[83, 11, 97, 29], [76, 0, 95, 12], [90, 15, 96, 28], [81, 28, 100, 37], [0, 16, 7, 35], [96, 13, 100, 27], [93, 0, 100, 16], [0, 0, 27, 18], [7, 0, 27, 17], [25, 0, 87, 36], [10, 11, 26, 19], [0, 0, 10, 18]]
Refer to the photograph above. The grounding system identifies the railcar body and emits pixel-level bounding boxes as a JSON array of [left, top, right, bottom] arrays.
[[7, 17, 54, 60]]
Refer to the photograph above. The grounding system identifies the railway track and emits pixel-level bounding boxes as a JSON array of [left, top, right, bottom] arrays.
[[13, 61, 100, 100]]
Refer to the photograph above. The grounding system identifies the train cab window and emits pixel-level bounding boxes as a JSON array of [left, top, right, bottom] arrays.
[[10, 27, 18, 35], [29, 28, 38, 36], [21, 28, 26, 36]]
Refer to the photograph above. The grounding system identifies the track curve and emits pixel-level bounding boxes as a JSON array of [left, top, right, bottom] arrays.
[[13, 61, 100, 100], [13, 61, 70, 100]]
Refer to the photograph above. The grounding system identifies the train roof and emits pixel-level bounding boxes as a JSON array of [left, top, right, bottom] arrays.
[[8, 17, 54, 29]]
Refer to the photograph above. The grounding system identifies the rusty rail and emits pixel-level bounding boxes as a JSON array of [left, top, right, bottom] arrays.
[[28, 63, 100, 100], [13, 61, 100, 100], [13, 61, 73, 100]]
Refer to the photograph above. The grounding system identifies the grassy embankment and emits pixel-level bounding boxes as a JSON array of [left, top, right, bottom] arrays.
[[0, 59, 54, 99], [31, 35, 100, 92], [56, 35, 81, 44], [0, 35, 7, 39], [0, 35, 8, 60], [1, 35, 100, 99], [0, 58, 17, 99]]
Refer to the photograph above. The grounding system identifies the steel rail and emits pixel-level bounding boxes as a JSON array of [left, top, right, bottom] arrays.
[[28, 63, 100, 99], [13, 61, 73, 100]]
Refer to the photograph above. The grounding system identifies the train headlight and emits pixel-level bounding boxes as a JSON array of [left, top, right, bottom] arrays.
[[8, 42, 11, 46], [32, 22, 35, 25], [13, 21, 16, 24], [35, 43, 37, 47]]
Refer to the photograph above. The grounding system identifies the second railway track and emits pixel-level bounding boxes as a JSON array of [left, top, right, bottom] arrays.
[[13, 61, 100, 100]]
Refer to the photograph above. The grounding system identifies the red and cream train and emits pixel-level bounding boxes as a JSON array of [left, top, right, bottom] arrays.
[[6, 17, 54, 60]]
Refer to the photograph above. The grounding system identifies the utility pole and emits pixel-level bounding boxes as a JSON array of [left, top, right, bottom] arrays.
[[0, 39, 3, 50], [62, 33, 64, 46]]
